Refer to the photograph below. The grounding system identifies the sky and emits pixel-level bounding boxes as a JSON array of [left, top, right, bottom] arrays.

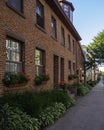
[[69, 0, 104, 71], [71, 0, 104, 45]]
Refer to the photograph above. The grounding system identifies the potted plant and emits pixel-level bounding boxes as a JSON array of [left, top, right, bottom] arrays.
[[35, 76, 43, 85], [42, 74, 50, 81], [59, 81, 66, 90], [68, 74, 78, 81], [2, 72, 29, 87]]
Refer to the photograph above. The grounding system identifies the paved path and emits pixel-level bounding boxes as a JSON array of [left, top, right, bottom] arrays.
[[45, 78, 104, 130]]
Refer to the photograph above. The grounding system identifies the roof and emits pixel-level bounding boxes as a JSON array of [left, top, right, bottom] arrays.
[[45, 0, 82, 41]]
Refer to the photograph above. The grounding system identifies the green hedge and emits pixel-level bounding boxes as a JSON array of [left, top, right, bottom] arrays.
[[77, 85, 90, 96], [0, 90, 75, 118], [0, 102, 69, 130], [0, 104, 40, 130]]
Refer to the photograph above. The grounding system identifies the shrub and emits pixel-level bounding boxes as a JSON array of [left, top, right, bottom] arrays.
[[77, 85, 90, 96], [39, 103, 66, 128], [0, 104, 41, 130], [87, 80, 97, 87], [0, 91, 75, 118]]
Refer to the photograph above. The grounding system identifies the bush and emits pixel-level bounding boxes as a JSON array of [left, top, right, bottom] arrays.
[[0, 91, 75, 118], [39, 103, 66, 128], [77, 85, 90, 96], [0, 104, 41, 130], [0, 103, 66, 130], [87, 80, 97, 87]]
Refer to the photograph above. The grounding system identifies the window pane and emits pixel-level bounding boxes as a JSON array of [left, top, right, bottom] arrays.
[[15, 53, 20, 61], [6, 62, 10, 72], [68, 35, 71, 49], [6, 38, 23, 72], [8, 0, 22, 12], [35, 49, 45, 76], [6, 39, 10, 49], [6, 50, 10, 60], [51, 17, 57, 38], [36, 0, 44, 28], [35, 50, 41, 65], [10, 63, 15, 72], [61, 27, 65, 45]]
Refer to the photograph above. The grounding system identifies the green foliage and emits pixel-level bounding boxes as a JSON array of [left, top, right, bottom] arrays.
[[87, 80, 97, 87], [42, 74, 50, 81], [0, 103, 66, 130], [2, 72, 29, 86], [68, 74, 78, 80], [39, 103, 66, 127], [0, 91, 75, 130], [77, 85, 90, 96], [0, 104, 40, 130], [88, 30, 104, 64], [34, 76, 43, 85], [0, 90, 75, 118], [100, 71, 104, 76], [35, 74, 50, 85]]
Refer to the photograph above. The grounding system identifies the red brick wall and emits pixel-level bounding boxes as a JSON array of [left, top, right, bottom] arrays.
[[0, 0, 84, 93]]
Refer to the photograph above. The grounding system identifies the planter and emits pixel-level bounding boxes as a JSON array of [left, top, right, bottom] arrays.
[[6, 82, 27, 88]]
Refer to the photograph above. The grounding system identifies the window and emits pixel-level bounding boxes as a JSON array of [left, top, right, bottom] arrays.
[[61, 27, 65, 45], [51, 16, 57, 39], [68, 61, 71, 74], [72, 39, 74, 52], [68, 34, 71, 50], [6, 37, 23, 72], [73, 62, 75, 74], [35, 49, 45, 76], [64, 4, 70, 18], [36, 0, 44, 28], [60, 58, 64, 81], [7, 0, 23, 13]]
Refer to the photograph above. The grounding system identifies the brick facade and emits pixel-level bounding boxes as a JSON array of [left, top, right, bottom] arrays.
[[0, 0, 85, 94]]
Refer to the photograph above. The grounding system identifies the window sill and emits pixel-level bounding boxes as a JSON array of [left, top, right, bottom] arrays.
[[51, 36, 57, 42], [6, 3, 26, 19], [35, 24, 46, 33]]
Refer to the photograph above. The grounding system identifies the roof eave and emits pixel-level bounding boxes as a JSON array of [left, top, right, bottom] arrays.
[[45, 0, 82, 41]]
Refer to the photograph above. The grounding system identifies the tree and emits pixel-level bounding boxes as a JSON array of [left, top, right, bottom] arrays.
[[88, 30, 104, 64]]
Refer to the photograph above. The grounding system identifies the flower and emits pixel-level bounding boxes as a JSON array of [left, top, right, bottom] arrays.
[[18, 72, 30, 82], [59, 81, 66, 86]]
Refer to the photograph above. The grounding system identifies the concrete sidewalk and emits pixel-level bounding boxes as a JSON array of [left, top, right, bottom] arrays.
[[45, 79, 104, 130]]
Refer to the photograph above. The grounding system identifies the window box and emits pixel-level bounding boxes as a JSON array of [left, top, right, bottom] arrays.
[[2, 72, 29, 87], [35, 74, 50, 86], [59, 81, 66, 90], [6, 82, 27, 88], [68, 74, 78, 81]]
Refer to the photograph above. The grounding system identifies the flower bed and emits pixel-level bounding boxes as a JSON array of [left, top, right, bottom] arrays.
[[0, 90, 75, 130]]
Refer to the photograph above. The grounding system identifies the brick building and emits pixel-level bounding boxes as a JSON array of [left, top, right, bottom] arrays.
[[0, 0, 85, 94]]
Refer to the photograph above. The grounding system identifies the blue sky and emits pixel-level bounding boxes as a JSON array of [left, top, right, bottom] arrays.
[[71, 0, 104, 45]]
